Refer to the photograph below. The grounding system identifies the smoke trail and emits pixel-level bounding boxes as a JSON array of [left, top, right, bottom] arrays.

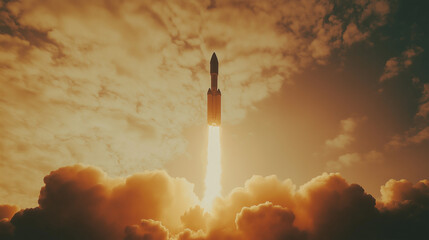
[[201, 126, 222, 211]]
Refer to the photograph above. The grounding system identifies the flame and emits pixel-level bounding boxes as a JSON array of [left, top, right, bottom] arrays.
[[201, 126, 222, 211]]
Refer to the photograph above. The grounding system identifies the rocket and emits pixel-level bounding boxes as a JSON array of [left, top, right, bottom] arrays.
[[207, 52, 221, 126]]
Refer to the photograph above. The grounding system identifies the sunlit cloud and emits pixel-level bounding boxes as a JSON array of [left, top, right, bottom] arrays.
[[325, 117, 360, 149], [326, 150, 383, 171], [327, 152, 361, 171], [0, 165, 427, 239]]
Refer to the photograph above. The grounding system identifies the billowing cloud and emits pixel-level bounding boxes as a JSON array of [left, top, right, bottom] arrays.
[[6, 165, 198, 239], [379, 47, 424, 82], [0, 0, 393, 208], [380, 179, 429, 207], [0, 205, 19, 239], [1, 165, 428, 239], [124, 219, 169, 240], [377, 179, 429, 240], [181, 206, 208, 232], [235, 202, 306, 240]]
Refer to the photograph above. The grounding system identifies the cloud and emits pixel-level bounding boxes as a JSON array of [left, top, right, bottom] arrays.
[[326, 150, 384, 171], [377, 179, 429, 239], [379, 57, 401, 82], [386, 83, 429, 148], [324, 117, 375, 171], [325, 117, 360, 149], [342, 23, 369, 46], [364, 150, 384, 164], [208, 175, 296, 232], [379, 47, 424, 82], [0, 205, 19, 220], [387, 127, 429, 148], [295, 173, 379, 240], [0, 205, 19, 239], [235, 202, 306, 240], [380, 179, 429, 207], [326, 152, 361, 171], [0, 165, 428, 239], [5, 165, 197, 239], [181, 206, 208, 232], [124, 219, 169, 240], [416, 83, 429, 118], [359, 0, 390, 27], [0, 0, 392, 208]]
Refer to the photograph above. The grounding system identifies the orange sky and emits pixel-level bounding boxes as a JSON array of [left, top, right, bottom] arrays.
[[0, 1, 429, 239], [0, 0, 428, 213]]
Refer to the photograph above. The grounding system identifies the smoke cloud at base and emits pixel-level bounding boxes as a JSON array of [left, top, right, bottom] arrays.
[[0, 165, 428, 240]]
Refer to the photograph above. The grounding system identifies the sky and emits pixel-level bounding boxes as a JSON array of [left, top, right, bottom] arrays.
[[0, 0, 428, 239]]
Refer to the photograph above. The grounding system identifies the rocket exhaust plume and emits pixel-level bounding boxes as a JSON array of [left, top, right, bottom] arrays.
[[201, 126, 221, 210], [202, 53, 222, 211]]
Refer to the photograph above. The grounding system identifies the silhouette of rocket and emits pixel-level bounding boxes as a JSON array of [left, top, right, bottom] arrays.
[[207, 53, 221, 126]]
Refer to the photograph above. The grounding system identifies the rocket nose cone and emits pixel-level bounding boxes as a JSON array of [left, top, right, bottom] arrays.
[[210, 52, 218, 74], [211, 52, 218, 63]]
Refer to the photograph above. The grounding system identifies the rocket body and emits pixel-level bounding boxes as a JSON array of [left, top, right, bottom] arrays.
[[207, 53, 221, 126]]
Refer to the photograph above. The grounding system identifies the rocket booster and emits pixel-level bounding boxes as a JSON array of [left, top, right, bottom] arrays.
[[207, 53, 221, 126]]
